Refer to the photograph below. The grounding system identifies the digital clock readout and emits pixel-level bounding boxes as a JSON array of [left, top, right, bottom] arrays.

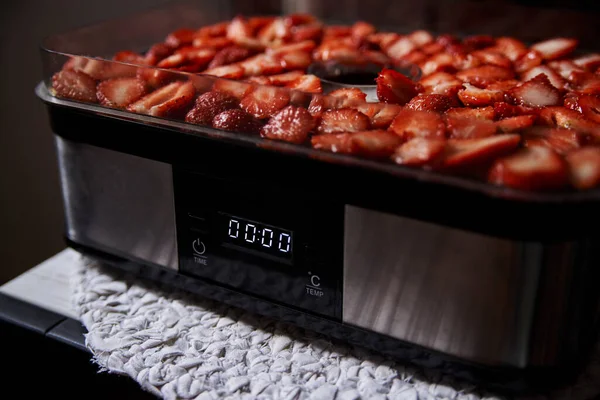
[[220, 213, 293, 259]]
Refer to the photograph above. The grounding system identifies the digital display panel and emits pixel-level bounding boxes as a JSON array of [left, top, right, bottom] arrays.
[[219, 213, 293, 260]]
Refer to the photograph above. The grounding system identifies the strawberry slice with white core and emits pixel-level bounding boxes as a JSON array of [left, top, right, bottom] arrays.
[[370, 104, 403, 129], [457, 83, 504, 107], [506, 74, 561, 107], [393, 138, 446, 166], [389, 109, 446, 140], [285, 74, 322, 93], [565, 147, 600, 189], [456, 65, 515, 86], [442, 134, 521, 169], [203, 64, 244, 79], [327, 88, 367, 108], [446, 107, 495, 120], [471, 50, 511, 69], [52, 70, 97, 103], [239, 85, 290, 119], [317, 109, 371, 134], [260, 105, 316, 144], [572, 54, 600, 72], [311, 133, 354, 154], [495, 115, 537, 133], [277, 50, 312, 70], [446, 116, 497, 139], [375, 68, 421, 105], [349, 130, 404, 158], [239, 54, 283, 77], [192, 37, 232, 50], [419, 53, 455, 76], [97, 77, 148, 108], [385, 36, 416, 60], [513, 50, 543, 74], [493, 37, 528, 62], [211, 79, 252, 99], [548, 60, 584, 80], [488, 146, 569, 190], [127, 80, 195, 118], [521, 65, 567, 90], [267, 71, 304, 85], [493, 102, 538, 119], [538, 107, 600, 139], [531, 38, 578, 61], [418, 72, 463, 96]]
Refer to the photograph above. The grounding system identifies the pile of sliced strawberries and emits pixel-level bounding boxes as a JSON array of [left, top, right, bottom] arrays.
[[50, 13, 600, 192]]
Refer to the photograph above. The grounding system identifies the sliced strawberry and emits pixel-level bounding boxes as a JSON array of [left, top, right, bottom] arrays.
[[144, 43, 174, 66], [328, 88, 367, 107], [136, 68, 178, 89], [159, 48, 215, 69], [579, 95, 600, 124], [531, 38, 578, 61], [549, 60, 585, 80], [62, 56, 89, 71], [485, 79, 519, 92], [127, 80, 195, 118], [506, 74, 561, 107], [349, 130, 404, 158], [418, 72, 463, 96], [370, 104, 403, 129], [367, 32, 399, 50], [385, 36, 416, 61], [292, 24, 323, 43], [564, 92, 583, 112], [463, 35, 496, 51], [317, 109, 371, 134], [495, 115, 537, 133], [208, 45, 253, 69], [488, 146, 568, 190], [472, 50, 511, 69], [442, 134, 521, 170], [406, 94, 455, 112], [514, 50, 543, 74], [493, 102, 538, 119], [240, 85, 290, 119], [351, 21, 376, 46], [277, 50, 312, 70], [184, 90, 239, 125], [286, 75, 322, 93], [259, 105, 315, 144], [572, 54, 600, 72], [212, 109, 263, 135], [419, 53, 456, 76], [226, 16, 264, 50], [457, 83, 504, 107], [308, 95, 326, 118], [113, 51, 148, 65], [314, 45, 363, 63], [408, 30, 434, 47], [311, 133, 354, 154], [82, 59, 137, 80], [191, 37, 232, 50], [256, 18, 291, 46], [376, 68, 421, 105], [246, 76, 272, 85], [565, 147, 600, 189], [266, 71, 304, 85], [239, 54, 283, 77], [202, 64, 245, 79], [456, 65, 515, 86], [51, 70, 97, 103], [392, 138, 446, 166], [211, 79, 252, 99], [248, 16, 277, 33], [523, 126, 582, 155], [568, 71, 600, 95], [421, 42, 444, 55], [363, 50, 391, 66], [493, 37, 528, 62], [284, 13, 317, 26], [97, 77, 147, 108], [446, 106, 495, 120], [389, 109, 446, 140], [194, 21, 229, 38], [538, 106, 600, 139], [446, 116, 497, 139], [165, 28, 196, 49], [521, 65, 567, 90], [452, 53, 482, 71]]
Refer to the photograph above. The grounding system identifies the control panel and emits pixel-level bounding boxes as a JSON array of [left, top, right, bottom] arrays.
[[173, 168, 344, 320]]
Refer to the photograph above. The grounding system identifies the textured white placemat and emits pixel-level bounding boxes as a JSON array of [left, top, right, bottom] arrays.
[[72, 256, 600, 400]]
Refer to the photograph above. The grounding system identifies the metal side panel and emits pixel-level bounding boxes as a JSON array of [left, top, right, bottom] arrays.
[[55, 136, 178, 270], [342, 205, 544, 367]]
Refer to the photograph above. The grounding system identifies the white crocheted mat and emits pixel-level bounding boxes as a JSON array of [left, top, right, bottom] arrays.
[[72, 256, 600, 400]]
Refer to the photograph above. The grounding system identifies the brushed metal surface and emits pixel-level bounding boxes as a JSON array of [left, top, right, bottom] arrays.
[[55, 136, 178, 270], [342, 205, 546, 367]]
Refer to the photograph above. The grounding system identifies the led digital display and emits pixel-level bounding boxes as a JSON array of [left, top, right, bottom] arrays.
[[220, 213, 293, 260]]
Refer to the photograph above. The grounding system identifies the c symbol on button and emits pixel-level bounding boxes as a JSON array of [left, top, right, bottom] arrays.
[[310, 275, 320, 287]]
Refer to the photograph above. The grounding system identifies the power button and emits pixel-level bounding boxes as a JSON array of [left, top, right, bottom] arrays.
[[192, 238, 206, 255]]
